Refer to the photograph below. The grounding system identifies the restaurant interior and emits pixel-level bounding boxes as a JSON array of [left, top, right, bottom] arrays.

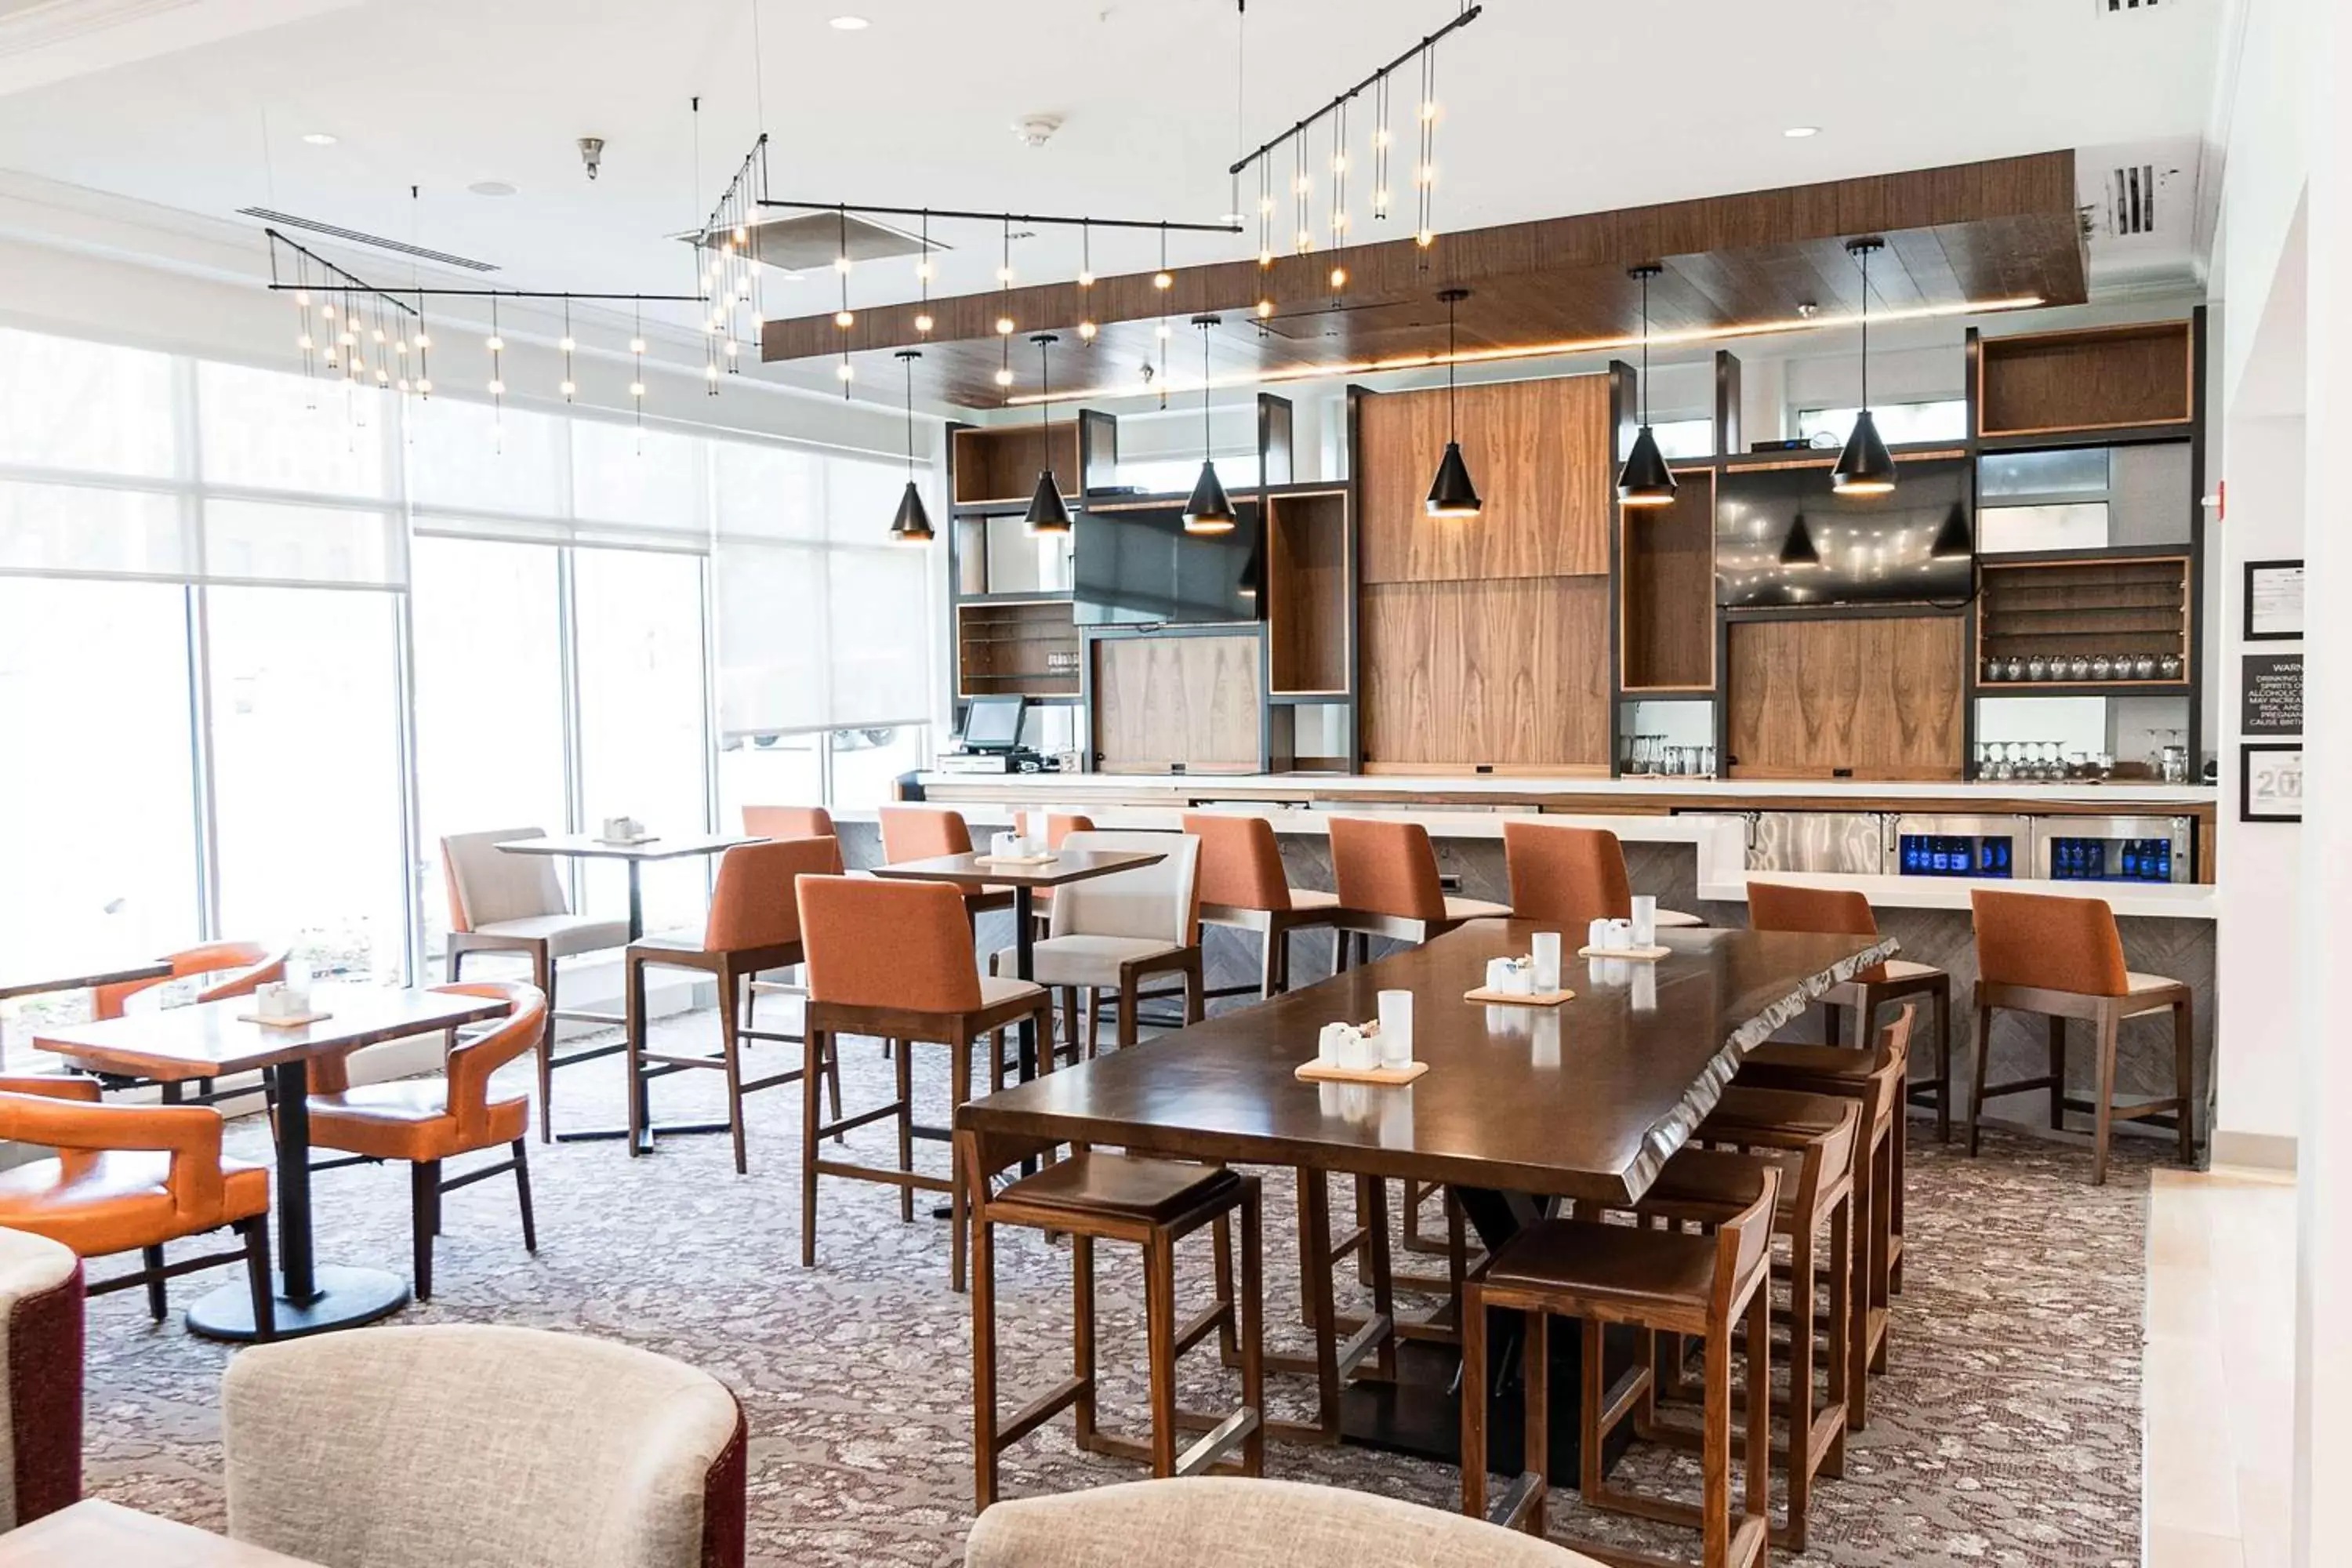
[[0, 2, 2340, 1565]]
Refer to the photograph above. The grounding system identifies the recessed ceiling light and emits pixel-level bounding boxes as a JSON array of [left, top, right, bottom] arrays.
[[301, 132, 337, 146], [1783, 125, 1820, 138], [468, 180, 517, 198], [829, 15, 869, 28]]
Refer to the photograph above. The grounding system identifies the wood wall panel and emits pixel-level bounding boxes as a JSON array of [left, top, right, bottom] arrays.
[[1360, 578, 1610, 769], [1620, 470, 1717, 691], [1357, 376, 1611, 584], [1268, 492, 1350, 694], [1091, 633, 1262, 773], [1977, 322, 2193, 435], [1726, 616, 1965, 780]]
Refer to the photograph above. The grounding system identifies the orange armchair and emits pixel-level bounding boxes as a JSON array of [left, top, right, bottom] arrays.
[[82, 942, 288, 1103], [307, 982, 542, 1303], [0, 1075, 274, 1337]]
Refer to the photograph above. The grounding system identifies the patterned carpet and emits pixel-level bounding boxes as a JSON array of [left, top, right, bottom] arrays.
[[74, 1007, 2154, 1567]]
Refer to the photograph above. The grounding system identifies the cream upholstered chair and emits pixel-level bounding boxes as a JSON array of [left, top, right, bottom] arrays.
[[966, 1478, 1601, 1568], [992, 829, 1203, 1054], [0, 1226, 82, 1530], [441, 828, 630, 1142], [223, 1323, 746, 1568]]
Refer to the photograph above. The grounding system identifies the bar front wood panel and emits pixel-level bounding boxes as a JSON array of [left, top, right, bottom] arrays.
[[1360, 576, 1609, 770], [1268, 490, 1350, 695], [1725, 615, 1965, 781], [1357, 376, 1611, 585], [1977, 321, 2193, 436], [1091, 632, 1262, 774], [1620, 469, 1717, 691]]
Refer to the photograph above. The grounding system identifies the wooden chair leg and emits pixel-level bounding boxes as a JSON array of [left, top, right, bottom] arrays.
[[532, 943, 555, 1144], [1259, 928, 1283, 1001], [141, 1244, 166, 1321], [1143, 1230, 1179, 1475], [1461, 1282, 1490, 1520], [1085, 987, 1101, 1058], [1072, 1229, 1099, 1453], [2092, 1005, 2119, 1187], [513, 1138, 537, 1254], [1116, 980, 1138, 1051], [624, 954, 649, 1156], [1743, 1281, 1773, 1553], [1966, 996, 1992, 1157], [1184, 955, 1204, 1025], [800, 1028, 824, 1269], [239, 1215, 277, 1341], [1522, 1308, 1548, 1537], [951, 1039, 972, 1294], [1702, 1294, 1733, 1568], [1933, 978, 1954, 1143], [1786, 1221, 1817, 1551], [1060, 986, 1080, 1063], [968, 1141, 1001, 1512], [2047, 1014, 2067, 1131], [1211, 1212, 1239, 1363], [411, 1159, 441, 1302], [2173, 996, 2197, 1165], [1238, 1179, 1266, 1476], [718, 967, 747, 1176], [1823, 1193, 1852, 1479], [895, 1038, 916, 1224]]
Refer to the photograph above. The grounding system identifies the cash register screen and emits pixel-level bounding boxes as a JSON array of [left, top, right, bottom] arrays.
[[960, 696, 1025, 753]]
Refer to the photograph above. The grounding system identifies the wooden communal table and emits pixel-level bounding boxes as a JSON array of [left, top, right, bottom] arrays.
[[956, 918, 1893, 1471], [0, 1501, 321, 1567], [0, 958, 172, 1003], [494, 832, 757, 943], [33, 985, 510, 1342]]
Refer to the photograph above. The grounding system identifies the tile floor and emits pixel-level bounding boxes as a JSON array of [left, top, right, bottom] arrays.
[[2144, 1165, 2296, 1568]]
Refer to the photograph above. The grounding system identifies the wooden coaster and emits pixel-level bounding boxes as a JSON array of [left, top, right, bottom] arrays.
[[1294, 1058, 1429, 1086], [974, 853, 1058, 867], [235, 1011, 332, 1031], [1578, 944, 1671, 963], [1464, 985, 1575, 1006]]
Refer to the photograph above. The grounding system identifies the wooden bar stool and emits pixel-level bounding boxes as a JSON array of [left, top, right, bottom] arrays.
[[878, 806, 1016, 925], [1731, 1007, 1915, 1427], [963, 1149, 1263, 1508], [1219, 1167, 1398, 1445], [1462, 1160, 1779, 1568], [1628, 1093, 1863, 1553], [1748, 880, 1954, 1141], [622, 837, 844, 1174], [1501, 820, 1704, 931], [798, 874, 1054, 1292], [1182, 812, 1345, 1000], [1966, 887, 2194, 1185]]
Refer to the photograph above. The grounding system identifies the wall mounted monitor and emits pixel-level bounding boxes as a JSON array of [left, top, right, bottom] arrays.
[[1715, 456, 1973, 608], [1073, 503, 1261, 628]]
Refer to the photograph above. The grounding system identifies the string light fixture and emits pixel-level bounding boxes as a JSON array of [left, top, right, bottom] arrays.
[[1615, 263, 1678, 508], [889, 349, 935, 546], [1831, 236, 1898, 495], [833, 203, 854, 394], [1184, 315, 1237, 533], [995, 215, 1016, 388], [1076, 219, 1097, 340], [1425, 286, 1480, 519], [559, 298, 577, 403], [914, 209, 935, 335], [1024, 333, 1072, 535]]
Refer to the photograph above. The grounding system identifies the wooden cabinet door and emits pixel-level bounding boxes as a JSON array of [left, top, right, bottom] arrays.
[[1091, 633, 1262, 774], [1726, 616, 1965, 780]]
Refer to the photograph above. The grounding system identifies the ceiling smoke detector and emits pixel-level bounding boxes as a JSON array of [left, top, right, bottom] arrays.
[[1013, 114, 1064, 148], [578, 136, 604, 181]]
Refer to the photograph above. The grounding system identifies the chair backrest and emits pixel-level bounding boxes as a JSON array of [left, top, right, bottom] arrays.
[[1329, 816, 1446, 924], [0, 1225, 82, 1531], [93, 940, 286, 1022], [1972, 887, 2128, 996], [1181, 813, 1293, 912], [967, 1478, 1602, 1568], [1050, 832, 1200, 946], [796, 875, 984, 1014], [442, 828, 570, 931], [1500, 821, 1630, 927], [223, 1324, 746, 1568], [877, 805, 973, 862], [1708, 1155, 1781, 1311], [1015, 811, 1095, 848], [1746, 881, 1879, 938], [307, 983, 546, 1140], [703, 838, 840, 953], [0, 1076, 227, 1223], [741, 804, 834, 845]]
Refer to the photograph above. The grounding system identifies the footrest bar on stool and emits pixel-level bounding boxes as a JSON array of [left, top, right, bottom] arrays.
[[1489, 1471, 1544, 1532], [1334, 1312, 1393, 1380], [1174, 1407, 1260, 1477], [557, 1120, 733, 1143]]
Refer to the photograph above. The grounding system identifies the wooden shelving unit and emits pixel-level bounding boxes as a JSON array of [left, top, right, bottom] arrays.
[[949, 411, 1116, 510], [956, 600, 1080, 698], [1976, 321, 2194, 437], [1975, 552, 2190, 691], [1619, 468, 1716, 692], [1266, 488, 1350, 695]]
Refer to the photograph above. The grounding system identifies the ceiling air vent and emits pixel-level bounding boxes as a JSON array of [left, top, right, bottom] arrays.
[[2085, 162, 2179, 240], [2100, 0, 2159, 12], [237, 208, 499, 272]]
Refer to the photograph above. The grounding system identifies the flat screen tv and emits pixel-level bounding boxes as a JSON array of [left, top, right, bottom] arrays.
[[1714, 456, 1973, 608], [1073, 503, 1261, 627]]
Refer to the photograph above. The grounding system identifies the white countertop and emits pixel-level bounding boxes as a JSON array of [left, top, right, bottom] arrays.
[[915, 770, 2217, 808]]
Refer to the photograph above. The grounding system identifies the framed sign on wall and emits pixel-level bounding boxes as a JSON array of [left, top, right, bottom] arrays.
[[2245, 559, 2304, 641], [2241, 742, 2303, 823]]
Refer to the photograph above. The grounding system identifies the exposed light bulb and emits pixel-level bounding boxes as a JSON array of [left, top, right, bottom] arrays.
[[629, 379, 646, 396], [712, 363, 726, 382], [1259, 249, 1274, 267], [1332, 154, 1348, 172], [996, 315, 1015, 335], [1153, 270, 1174, 289], [1374, 129, 1392, 147], [996, 265, 1014, 283], [628, 336, 646, 354], [1374, 187, 1392, 208], [733, 224, 748, 243], [1078, 270, 1095, 287], [994, 366, 1014, 387], [376, 368, 390, 385], [724, 339, 739, 358], [1154, 323, 1171, 339], [396, 378, 410, 393], [321, 303, 336, 318], [835, 310, 855, 327], [1259, 197, 1275, 213], [913, 313, 935, 332], [295, 289, 310, 306], [372, 328, 387, 345], [1295, 230, 1312, 250], [485, 334, 503, 350], [339, 330, 356, 347], [1417, 228, 1436, 248], [413, 332, 430, 349], [559, 336, 575, 352], [1329, 266, 1347, 289], [1078, 320, 1097, 339], [1257, 299, 1273, 318], [916, 260, 933, 280], [1416, 162, 1434, 186], [416, 377, 432, 394], [1294, 175, 1312, 194], [488, 379, 505, 394], [1332, 212, 1349, 231], [560, 379, 576, 397], [1419, 100, 1438, 122], [834, 255, 852, 274], [296, 333, 314, 350]]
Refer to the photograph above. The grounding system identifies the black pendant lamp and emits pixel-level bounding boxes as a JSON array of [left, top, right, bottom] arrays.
[[1024, 332, 1071, 535], [1616, 263, 1679, 509], [1929, 503, 1973, 561], [1780, 514, 1822, 568], [1831, 237, 1898, 497], [1184, 314, 1237, 533], [1425, 287, 1481, 518], [888, 349, 935, 546]]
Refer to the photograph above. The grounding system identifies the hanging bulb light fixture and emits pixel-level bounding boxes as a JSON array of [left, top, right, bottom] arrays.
[[1616, 263, 1679, 509], [1025, 333, 1072, 535], [1184, 315, 1236, 534], [890, 350, 935, 546], [1832, 235, 1898, 496], [1425, 287, 1480, 519]]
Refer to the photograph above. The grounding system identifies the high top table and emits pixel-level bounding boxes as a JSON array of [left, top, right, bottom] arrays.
[[493, 831, 757, 942], [32, 984, 511, 1341], [955, 918, 1893, 1472]]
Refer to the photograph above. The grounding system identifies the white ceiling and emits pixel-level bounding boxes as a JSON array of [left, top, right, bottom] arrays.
[[0, 0, 2227, 404]]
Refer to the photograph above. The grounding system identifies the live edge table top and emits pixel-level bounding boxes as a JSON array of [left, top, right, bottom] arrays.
[[955, 920, 1894, 1208]]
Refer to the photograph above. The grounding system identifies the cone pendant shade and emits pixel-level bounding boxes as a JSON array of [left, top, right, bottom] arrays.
[[1831, 408, 1898, 496], [1025, 468, 1071, 534], [1616, 424, 1679, 507], [1929, 503, 1973, 561], [889, 480, 935, 545], [1184, 459, 1237, 533], [1425, 440, 1482, 518], [1780, 514, 1821, 568]]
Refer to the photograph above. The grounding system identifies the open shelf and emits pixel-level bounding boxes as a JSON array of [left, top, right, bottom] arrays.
[[956, 600, 1080, 698], [1977, 322, 2194, 438], [1267, 488, 1350, 696], [1977, 554, 2191, 674], [1619, 469, 1715, 692], [951, 425, 1082, 507]]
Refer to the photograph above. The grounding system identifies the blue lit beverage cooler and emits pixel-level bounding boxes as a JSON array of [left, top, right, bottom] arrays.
[[2031, 815, 2194, 884], [1887, 815, 2025, 879]]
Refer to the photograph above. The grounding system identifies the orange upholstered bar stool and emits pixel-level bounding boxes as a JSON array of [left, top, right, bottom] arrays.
[[1747, 880, 1955, 1141], [1328, 817, 1510, 963], [1967, 887, 2194, 1185], [797, 874, 1054, 1291], [742, 804, 840, 848], [1182, 813, 1345, 1000], [306, 981, 543, 1302], [622, 837, 846, 1174], [78, 941, 287, 1106], [878, 806, 1015, 925], [0, 1076, 275, 1337], [1500, 821, 1704, 931]]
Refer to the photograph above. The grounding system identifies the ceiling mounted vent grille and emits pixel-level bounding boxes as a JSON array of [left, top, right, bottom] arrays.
[[238, 208, 499, 271], [2084, 162, 2180, 240], [2099, 0, 2158, 11]]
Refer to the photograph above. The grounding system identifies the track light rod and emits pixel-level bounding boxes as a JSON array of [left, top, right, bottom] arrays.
[[756, 200, 1241, 235], [1225, 3, 1483, 177], [263, 230, 419, 317]]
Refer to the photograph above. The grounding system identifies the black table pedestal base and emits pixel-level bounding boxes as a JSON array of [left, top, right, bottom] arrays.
[[1338, 1320, 1642, 1480], [185, 1264, 412, 1343]]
